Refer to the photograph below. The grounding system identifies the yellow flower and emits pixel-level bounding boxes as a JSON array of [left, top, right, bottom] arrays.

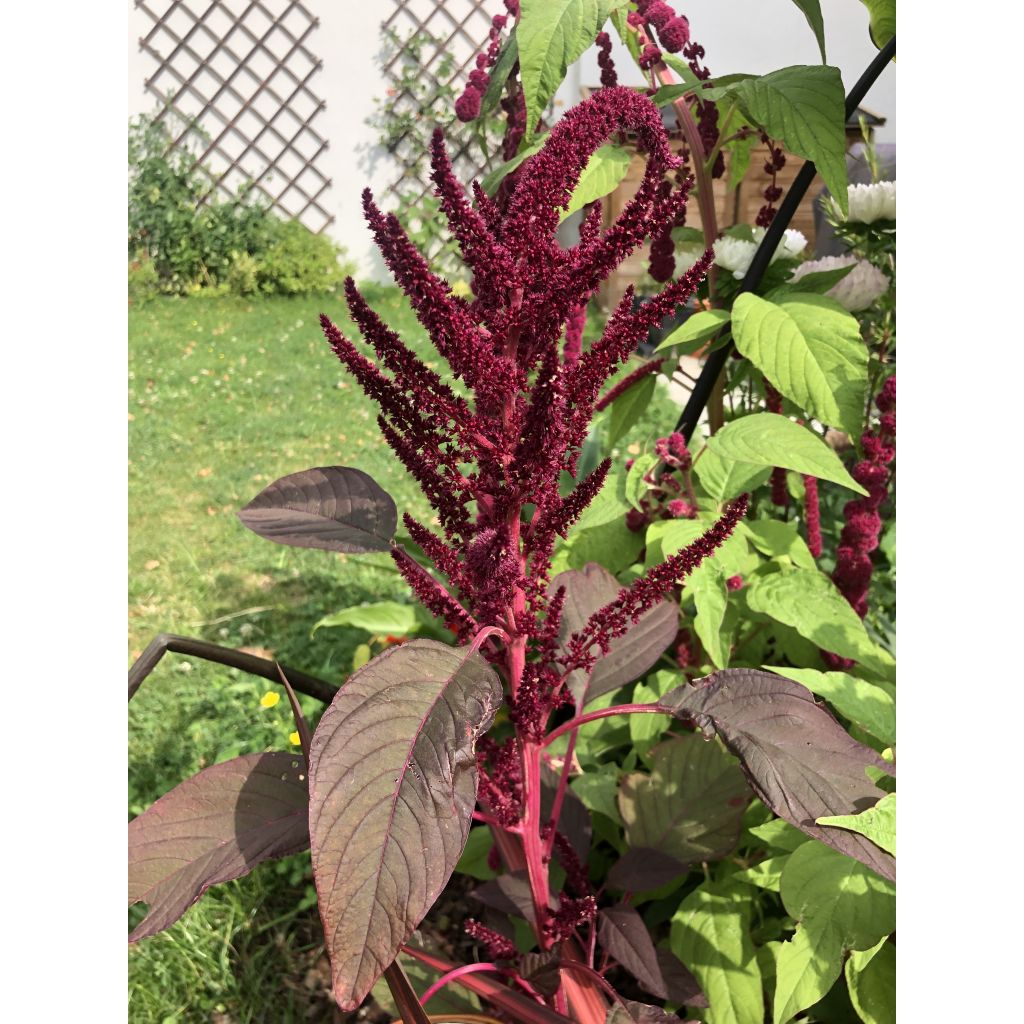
[[260, 691, 280, 709], [289, 731, 301, 746]]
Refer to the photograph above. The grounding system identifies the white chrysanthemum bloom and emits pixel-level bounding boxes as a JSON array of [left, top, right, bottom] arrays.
[[828, 181, 896, 224], [753, 226, 808, 262], [790, 254, 891, 312], [713, 236, 757, 279]]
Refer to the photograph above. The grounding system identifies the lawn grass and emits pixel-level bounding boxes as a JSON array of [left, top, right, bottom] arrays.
[[128, 285, 684, 1021]]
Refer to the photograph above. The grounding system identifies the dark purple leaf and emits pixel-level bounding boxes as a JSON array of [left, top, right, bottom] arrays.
[[308, 639, 502, 1010], [553, 563, 678, 705], [471, 872, 537, 925], [661, 668, 895, 880], [598, 905, 669, 1000], [520, 949, 563, 996], [607, 848, 688, 893], [606, 999, 690, 1023], [541, 762, 591, 860], [618, 735, 750, 866], [597, 906, 708, 1007], [653, 948, 708, 1007], [128, 752, 309, 942], [238, 465, 397, 553]]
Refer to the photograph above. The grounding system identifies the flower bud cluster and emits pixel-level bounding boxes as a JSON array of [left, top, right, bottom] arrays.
[[828, 376, 895, 639], [624, 432, 700, 534]]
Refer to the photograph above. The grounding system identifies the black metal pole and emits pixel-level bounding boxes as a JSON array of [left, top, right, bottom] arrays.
[[673, 34, 896, 441]]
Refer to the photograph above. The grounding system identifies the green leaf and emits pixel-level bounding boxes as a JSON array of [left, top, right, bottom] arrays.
[[780, 841, 896, 951], [654, 309, 729, 353], [774, 843, 897, 995], [670, 884, 764, 1024], [571, 762, 623, 826], [480, 135, 546, 195], [518, 0, 627, 138], [607, 371, 657, 447], [787, 0, 827, 62], [619, 734, 750, 866], [746, 570, 895, 679], [776, 263, 856, 295], [741, 520, 816, 569], [748, 819, 811, 853], [731, 293, 868, 438], [629, 670, 679, 759], [845, 938, 896, 1024], [695, 445, 773, 502], [479, 35, 519, 117], [725, 66, 848, 214], [767, 666, 896, 744], [625, 452, 659, 511], [858, 0, 896, 49], [773, 927, 842, 1024], [690, 564, 730, 668], [313, 600, 419, 635], [560, 144, 633, 222], [732, 854, 788, 892], [456, 826, 498, 881], [706, 414, 868, 495], [818, 793, 896, 857]]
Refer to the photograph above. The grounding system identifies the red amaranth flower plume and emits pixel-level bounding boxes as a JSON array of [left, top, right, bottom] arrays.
[[322, 86, 708, 799], [829, 376, 895, 635], [803, 475, 822, 558]]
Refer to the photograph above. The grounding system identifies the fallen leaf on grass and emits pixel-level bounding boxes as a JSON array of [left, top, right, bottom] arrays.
[[144, 559, 160, 571]]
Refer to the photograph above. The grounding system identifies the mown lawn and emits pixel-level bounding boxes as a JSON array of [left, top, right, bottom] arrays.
[[128, 286, 683, 1022]]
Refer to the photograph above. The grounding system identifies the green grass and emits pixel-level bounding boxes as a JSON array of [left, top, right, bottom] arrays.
[[128, 286, 684, 1021]]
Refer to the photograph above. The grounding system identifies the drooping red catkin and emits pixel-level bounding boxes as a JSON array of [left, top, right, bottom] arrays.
[[828, 377, 895, 629], [464, 919, 517, 961], [594, 358, 665, 412], [564, 495, 748, 673], [596, 31, 618, 87], [803, 475, 822, 558]]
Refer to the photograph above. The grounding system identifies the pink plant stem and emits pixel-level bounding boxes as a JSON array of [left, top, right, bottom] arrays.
[[543, 728, 579, 859], [542, 704, 669, 748], [420, 962, 543, 1007]]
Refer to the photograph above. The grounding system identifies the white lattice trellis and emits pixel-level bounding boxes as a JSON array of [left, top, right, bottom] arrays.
[[135, 0, 334, 233]]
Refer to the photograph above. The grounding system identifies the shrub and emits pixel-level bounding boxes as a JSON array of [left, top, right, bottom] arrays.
[[129, 110, 348, 296], [254, 218, 348, 296]]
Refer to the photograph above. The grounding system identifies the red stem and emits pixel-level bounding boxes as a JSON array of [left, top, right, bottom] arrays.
[[542, 703, 668, 748]]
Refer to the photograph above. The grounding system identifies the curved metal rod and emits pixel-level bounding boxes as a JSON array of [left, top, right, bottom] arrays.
[[673, 34, 896, 441], [128, 632, 339, 705]]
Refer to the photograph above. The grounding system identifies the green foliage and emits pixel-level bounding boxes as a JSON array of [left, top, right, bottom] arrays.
[[747, 570, 895, 679], [787, 0, 827, 62], [655, 309, 731, 354], [671, 883, 764, 1024], [818, 794, 896, 856], [731, 293, 869, 438], [128, 111, 349, 297], [705, 414, 868, 494], [517, 0, 628, 138], [858, 0, 896, 49], [704, 65, 849, 213], [560, 143, 633, 221]]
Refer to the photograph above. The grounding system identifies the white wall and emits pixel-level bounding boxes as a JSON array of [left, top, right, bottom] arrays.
[[129, 1, 895, 279]]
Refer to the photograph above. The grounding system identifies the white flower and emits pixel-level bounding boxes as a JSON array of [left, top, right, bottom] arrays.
[[714, 228, 808, 279], [828, 181, 896, 224], [790, 254, 890, 312], [713, 235, 757, 278], [753, 226, 807, 262]]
